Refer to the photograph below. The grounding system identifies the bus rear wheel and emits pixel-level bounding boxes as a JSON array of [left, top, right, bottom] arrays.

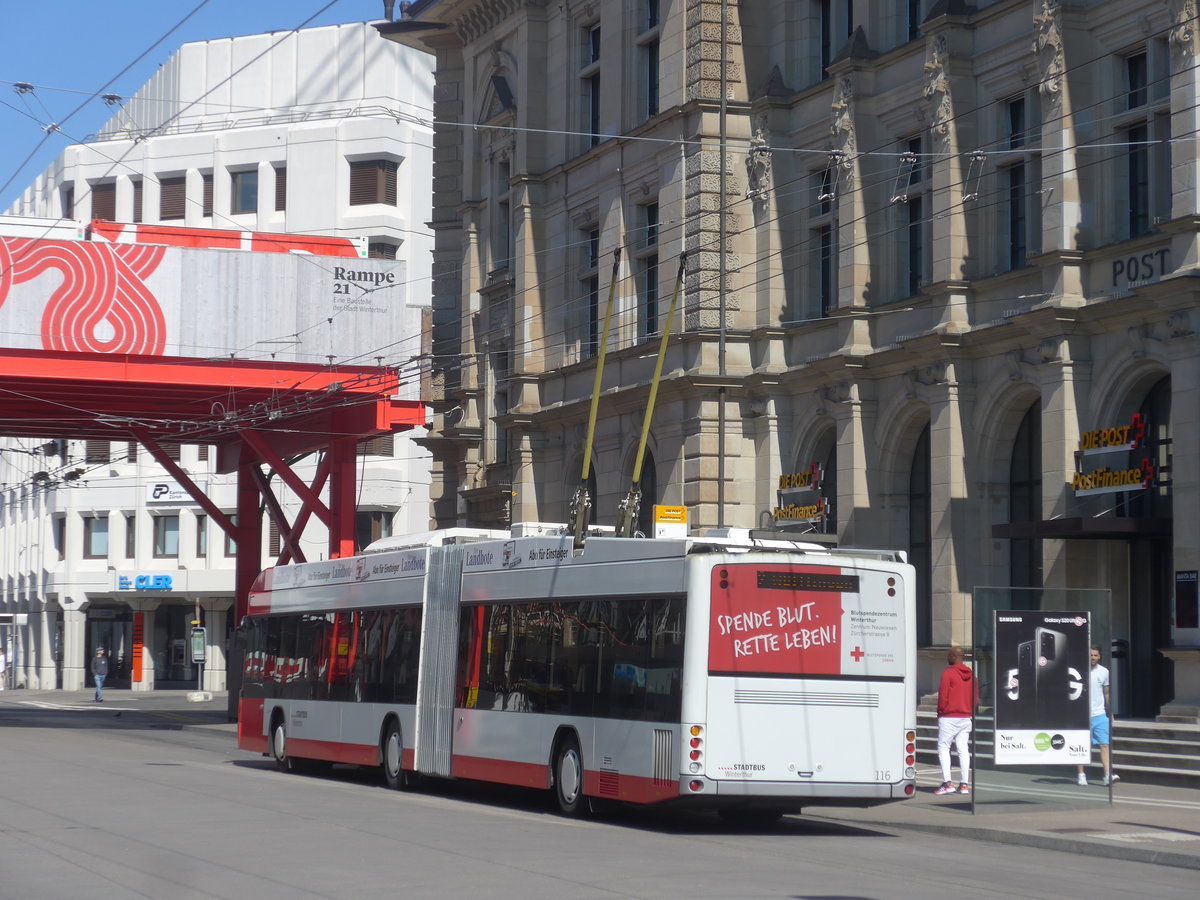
[[382, 721, 415, 790], [270, 717, 292, 772], [554, 736, 588, 817]]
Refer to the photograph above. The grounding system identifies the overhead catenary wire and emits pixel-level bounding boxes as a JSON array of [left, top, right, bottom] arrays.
[[2, 6, 1190, 376], [0, 6, 1191, 464]]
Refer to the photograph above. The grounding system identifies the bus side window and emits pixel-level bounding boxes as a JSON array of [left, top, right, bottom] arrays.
[[645, 597, 684, 722]]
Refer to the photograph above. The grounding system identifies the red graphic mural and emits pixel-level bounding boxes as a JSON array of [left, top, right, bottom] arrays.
[[90, 220, 365, 258], [1, 220, 367, 356], [0, 237, 166, 354]]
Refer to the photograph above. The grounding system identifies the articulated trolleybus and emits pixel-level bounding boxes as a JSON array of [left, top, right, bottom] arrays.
[[237, 524, 917, 819]]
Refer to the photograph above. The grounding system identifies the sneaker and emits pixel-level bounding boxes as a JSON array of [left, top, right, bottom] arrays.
[[1102, 773, 1120, 786], [933, 782, 956, 795], [1077, 773, 1088, 786], [958, 783, 970, 795]]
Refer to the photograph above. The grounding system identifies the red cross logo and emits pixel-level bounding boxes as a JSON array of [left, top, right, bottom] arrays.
[[850, 646, 865, 662]]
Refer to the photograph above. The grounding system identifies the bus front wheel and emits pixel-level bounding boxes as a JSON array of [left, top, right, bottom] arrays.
[[554, 736, 588, 817]]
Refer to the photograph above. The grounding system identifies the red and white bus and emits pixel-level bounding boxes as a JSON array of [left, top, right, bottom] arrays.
[[236, 525, 917, 820]]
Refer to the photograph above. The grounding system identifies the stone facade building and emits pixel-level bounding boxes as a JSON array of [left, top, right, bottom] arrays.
[[382, 1, 1200, 710]]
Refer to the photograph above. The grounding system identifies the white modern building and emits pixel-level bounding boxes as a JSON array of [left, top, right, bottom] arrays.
[[0, 22, 436, 693]]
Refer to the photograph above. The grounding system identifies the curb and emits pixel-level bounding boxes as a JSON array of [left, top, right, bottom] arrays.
[[808, 814, 1200, 871]]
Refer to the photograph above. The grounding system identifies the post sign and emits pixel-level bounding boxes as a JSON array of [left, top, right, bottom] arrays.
[[772, 463, 827, 528], [654, 505, 688, 539], [1072, 413, 1155, 497], [993, 611, 1091, 765]]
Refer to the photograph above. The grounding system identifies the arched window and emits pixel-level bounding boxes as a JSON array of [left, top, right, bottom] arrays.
[[908, 424, 931, 646], [587, 469, 598, 525], [821, 442, 838, 533], [1009, 401, 1042, 589], [1122, 376, 1172, 519], [635, 451, 657, 537]]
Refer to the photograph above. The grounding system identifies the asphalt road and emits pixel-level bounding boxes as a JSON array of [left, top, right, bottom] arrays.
[[1, 695, 1196, 899]]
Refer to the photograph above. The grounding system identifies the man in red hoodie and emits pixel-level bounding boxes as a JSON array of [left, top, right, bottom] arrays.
[[934, 646, 977, 795]]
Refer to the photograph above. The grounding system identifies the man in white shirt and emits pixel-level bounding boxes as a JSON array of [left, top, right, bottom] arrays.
[[1077, 645, 1119, 786]]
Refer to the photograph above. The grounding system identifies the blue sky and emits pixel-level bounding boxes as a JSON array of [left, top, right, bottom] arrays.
[[0, 0, 385, 210]]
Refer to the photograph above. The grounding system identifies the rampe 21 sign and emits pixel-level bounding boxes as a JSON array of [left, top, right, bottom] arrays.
[[1071, 412, 1156, 497], [0, 222, 397, 361]]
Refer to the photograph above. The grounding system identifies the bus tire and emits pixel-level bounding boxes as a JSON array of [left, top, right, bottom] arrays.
[[553, 735, 588, 817], [382, 720, 415, 790], [270, 714, 292, 772]]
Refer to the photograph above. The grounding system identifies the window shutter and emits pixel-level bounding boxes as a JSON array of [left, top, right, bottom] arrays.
[[382, 160, 398, 206], [357, 434, 394, 456], [62, 186, 74, 218], [349, 161, 376, 205], [91, 182, 116, 221], [349, 159, 399, 206], [268, 518, 281, 556], [202, 173, 214, 216], [85, 440, 111, 463], [274, 166, 287, 211], [160, 177, 185, 220], [132, 180, 143, 223]]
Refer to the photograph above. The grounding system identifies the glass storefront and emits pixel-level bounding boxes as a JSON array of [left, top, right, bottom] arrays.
[[86, 604, 134, 688]]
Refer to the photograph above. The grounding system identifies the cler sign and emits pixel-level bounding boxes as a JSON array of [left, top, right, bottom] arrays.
[[1072, 412, 1155, 497]]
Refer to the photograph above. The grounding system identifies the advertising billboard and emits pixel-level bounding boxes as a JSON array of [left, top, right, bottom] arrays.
[[0, 221, 413, 366], [993, 610, 1091, 765]]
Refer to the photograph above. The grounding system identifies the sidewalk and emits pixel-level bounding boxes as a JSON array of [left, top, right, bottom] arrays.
[[2, 687, 234, 728], [809, 764, 1200, 870]]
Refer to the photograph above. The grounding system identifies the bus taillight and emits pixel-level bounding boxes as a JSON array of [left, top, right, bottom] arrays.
[[688, 780, 705, 792], [688, 725, 704, 773]]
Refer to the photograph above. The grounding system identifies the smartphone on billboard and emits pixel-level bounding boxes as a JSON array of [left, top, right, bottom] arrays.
[[1035, 627, 1068, 724]]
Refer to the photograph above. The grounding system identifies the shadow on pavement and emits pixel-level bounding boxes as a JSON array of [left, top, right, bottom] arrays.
[[228, 756, 900, 839]]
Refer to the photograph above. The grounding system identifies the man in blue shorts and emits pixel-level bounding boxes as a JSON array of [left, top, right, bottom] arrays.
[[1077, 645, 1118, 786]]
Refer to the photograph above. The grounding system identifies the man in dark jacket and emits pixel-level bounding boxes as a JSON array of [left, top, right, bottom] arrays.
[[934, 646, 977, 795], [91, 648, 108, 702]]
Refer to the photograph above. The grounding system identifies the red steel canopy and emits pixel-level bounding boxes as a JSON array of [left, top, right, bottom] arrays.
[[0, 347, 426, 624]]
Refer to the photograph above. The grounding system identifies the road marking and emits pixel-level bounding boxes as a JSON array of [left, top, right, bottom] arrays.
[[18, 700, 137, 712], [1086, 831, 1200, 844]]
